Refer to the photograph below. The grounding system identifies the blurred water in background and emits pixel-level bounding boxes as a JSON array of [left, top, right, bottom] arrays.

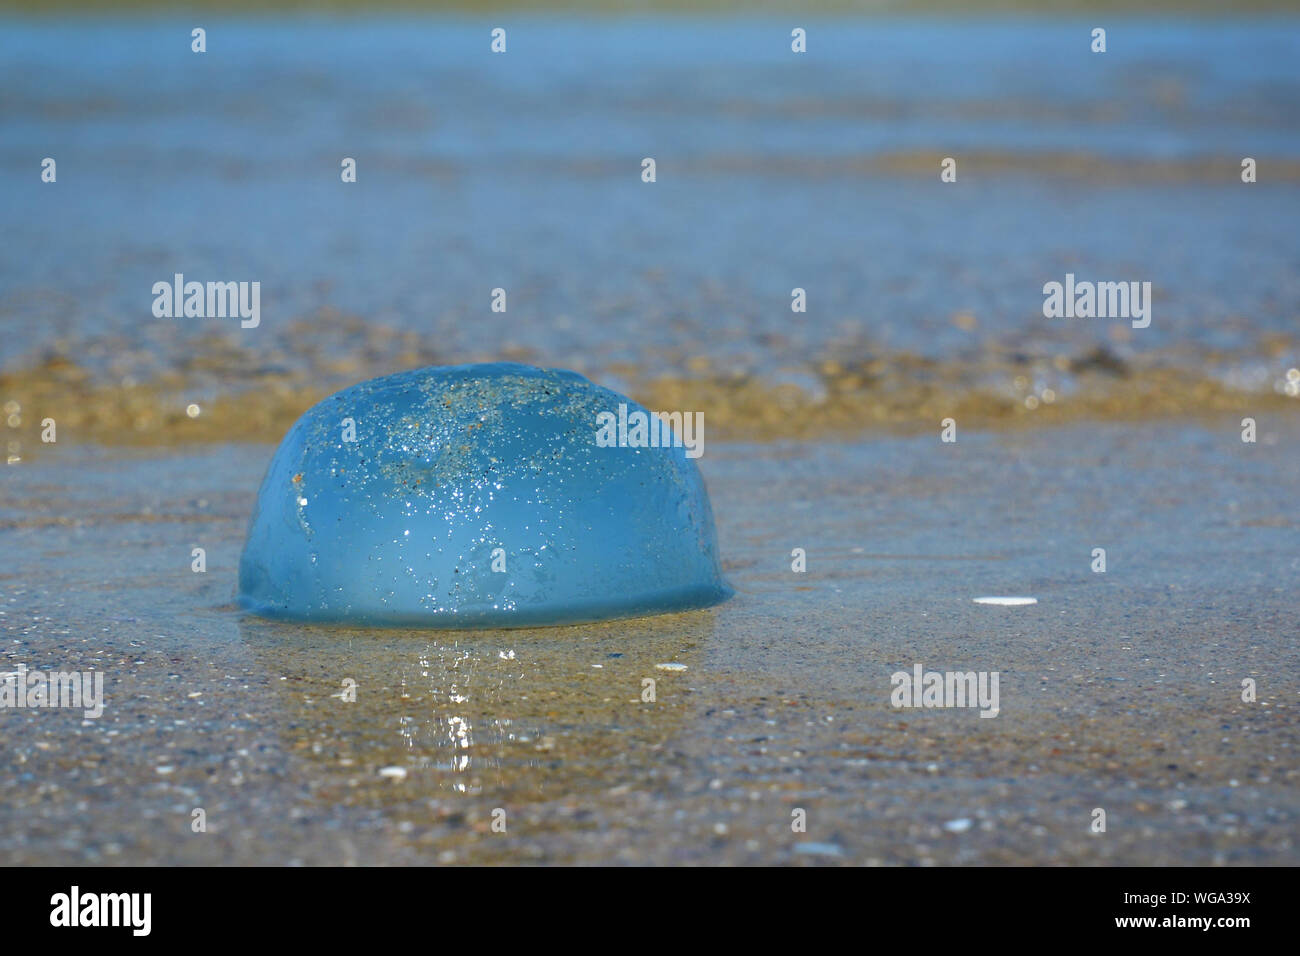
[[1, 15, 1298, 415]]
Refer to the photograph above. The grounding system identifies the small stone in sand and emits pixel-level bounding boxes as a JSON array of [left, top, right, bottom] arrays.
[[795, 842, 845, 857]]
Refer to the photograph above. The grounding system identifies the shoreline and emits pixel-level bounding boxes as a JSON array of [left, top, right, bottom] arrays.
[[4, 352, 1297, 452]]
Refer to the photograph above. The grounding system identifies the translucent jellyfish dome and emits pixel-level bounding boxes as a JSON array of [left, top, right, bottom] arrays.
[[237, 363, 731, 627]]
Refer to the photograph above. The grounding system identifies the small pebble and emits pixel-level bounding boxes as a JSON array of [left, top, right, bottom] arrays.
[[794, 842, 845, 857]]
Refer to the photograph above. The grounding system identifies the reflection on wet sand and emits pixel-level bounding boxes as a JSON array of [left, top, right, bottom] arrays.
[[236, 610, 716, 804]]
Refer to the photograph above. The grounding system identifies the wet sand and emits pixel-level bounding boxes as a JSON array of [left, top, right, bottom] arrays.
[[2, 416, 1296, 865], [4, 326, 1298, 454]]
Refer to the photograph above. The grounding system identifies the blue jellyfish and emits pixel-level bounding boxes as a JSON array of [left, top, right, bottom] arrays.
[[238, 363, 731, 627]]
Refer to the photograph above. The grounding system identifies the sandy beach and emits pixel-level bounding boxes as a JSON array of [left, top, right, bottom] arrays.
[[1, 415, 1296, 864]]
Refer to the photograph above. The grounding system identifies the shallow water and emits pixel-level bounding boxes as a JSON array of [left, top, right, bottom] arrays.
[[1, 419, 1296, 864], [2, 16, 1298, 437]]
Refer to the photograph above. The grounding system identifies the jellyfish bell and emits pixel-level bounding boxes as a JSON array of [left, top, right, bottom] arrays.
[[237, 362, 732, 628]]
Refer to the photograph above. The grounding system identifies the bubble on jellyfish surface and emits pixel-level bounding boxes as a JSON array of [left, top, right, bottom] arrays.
[[237, 362, 732, 628]]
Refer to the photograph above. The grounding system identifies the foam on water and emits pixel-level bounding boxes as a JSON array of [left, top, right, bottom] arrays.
[[237, 362, 732, 627]]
